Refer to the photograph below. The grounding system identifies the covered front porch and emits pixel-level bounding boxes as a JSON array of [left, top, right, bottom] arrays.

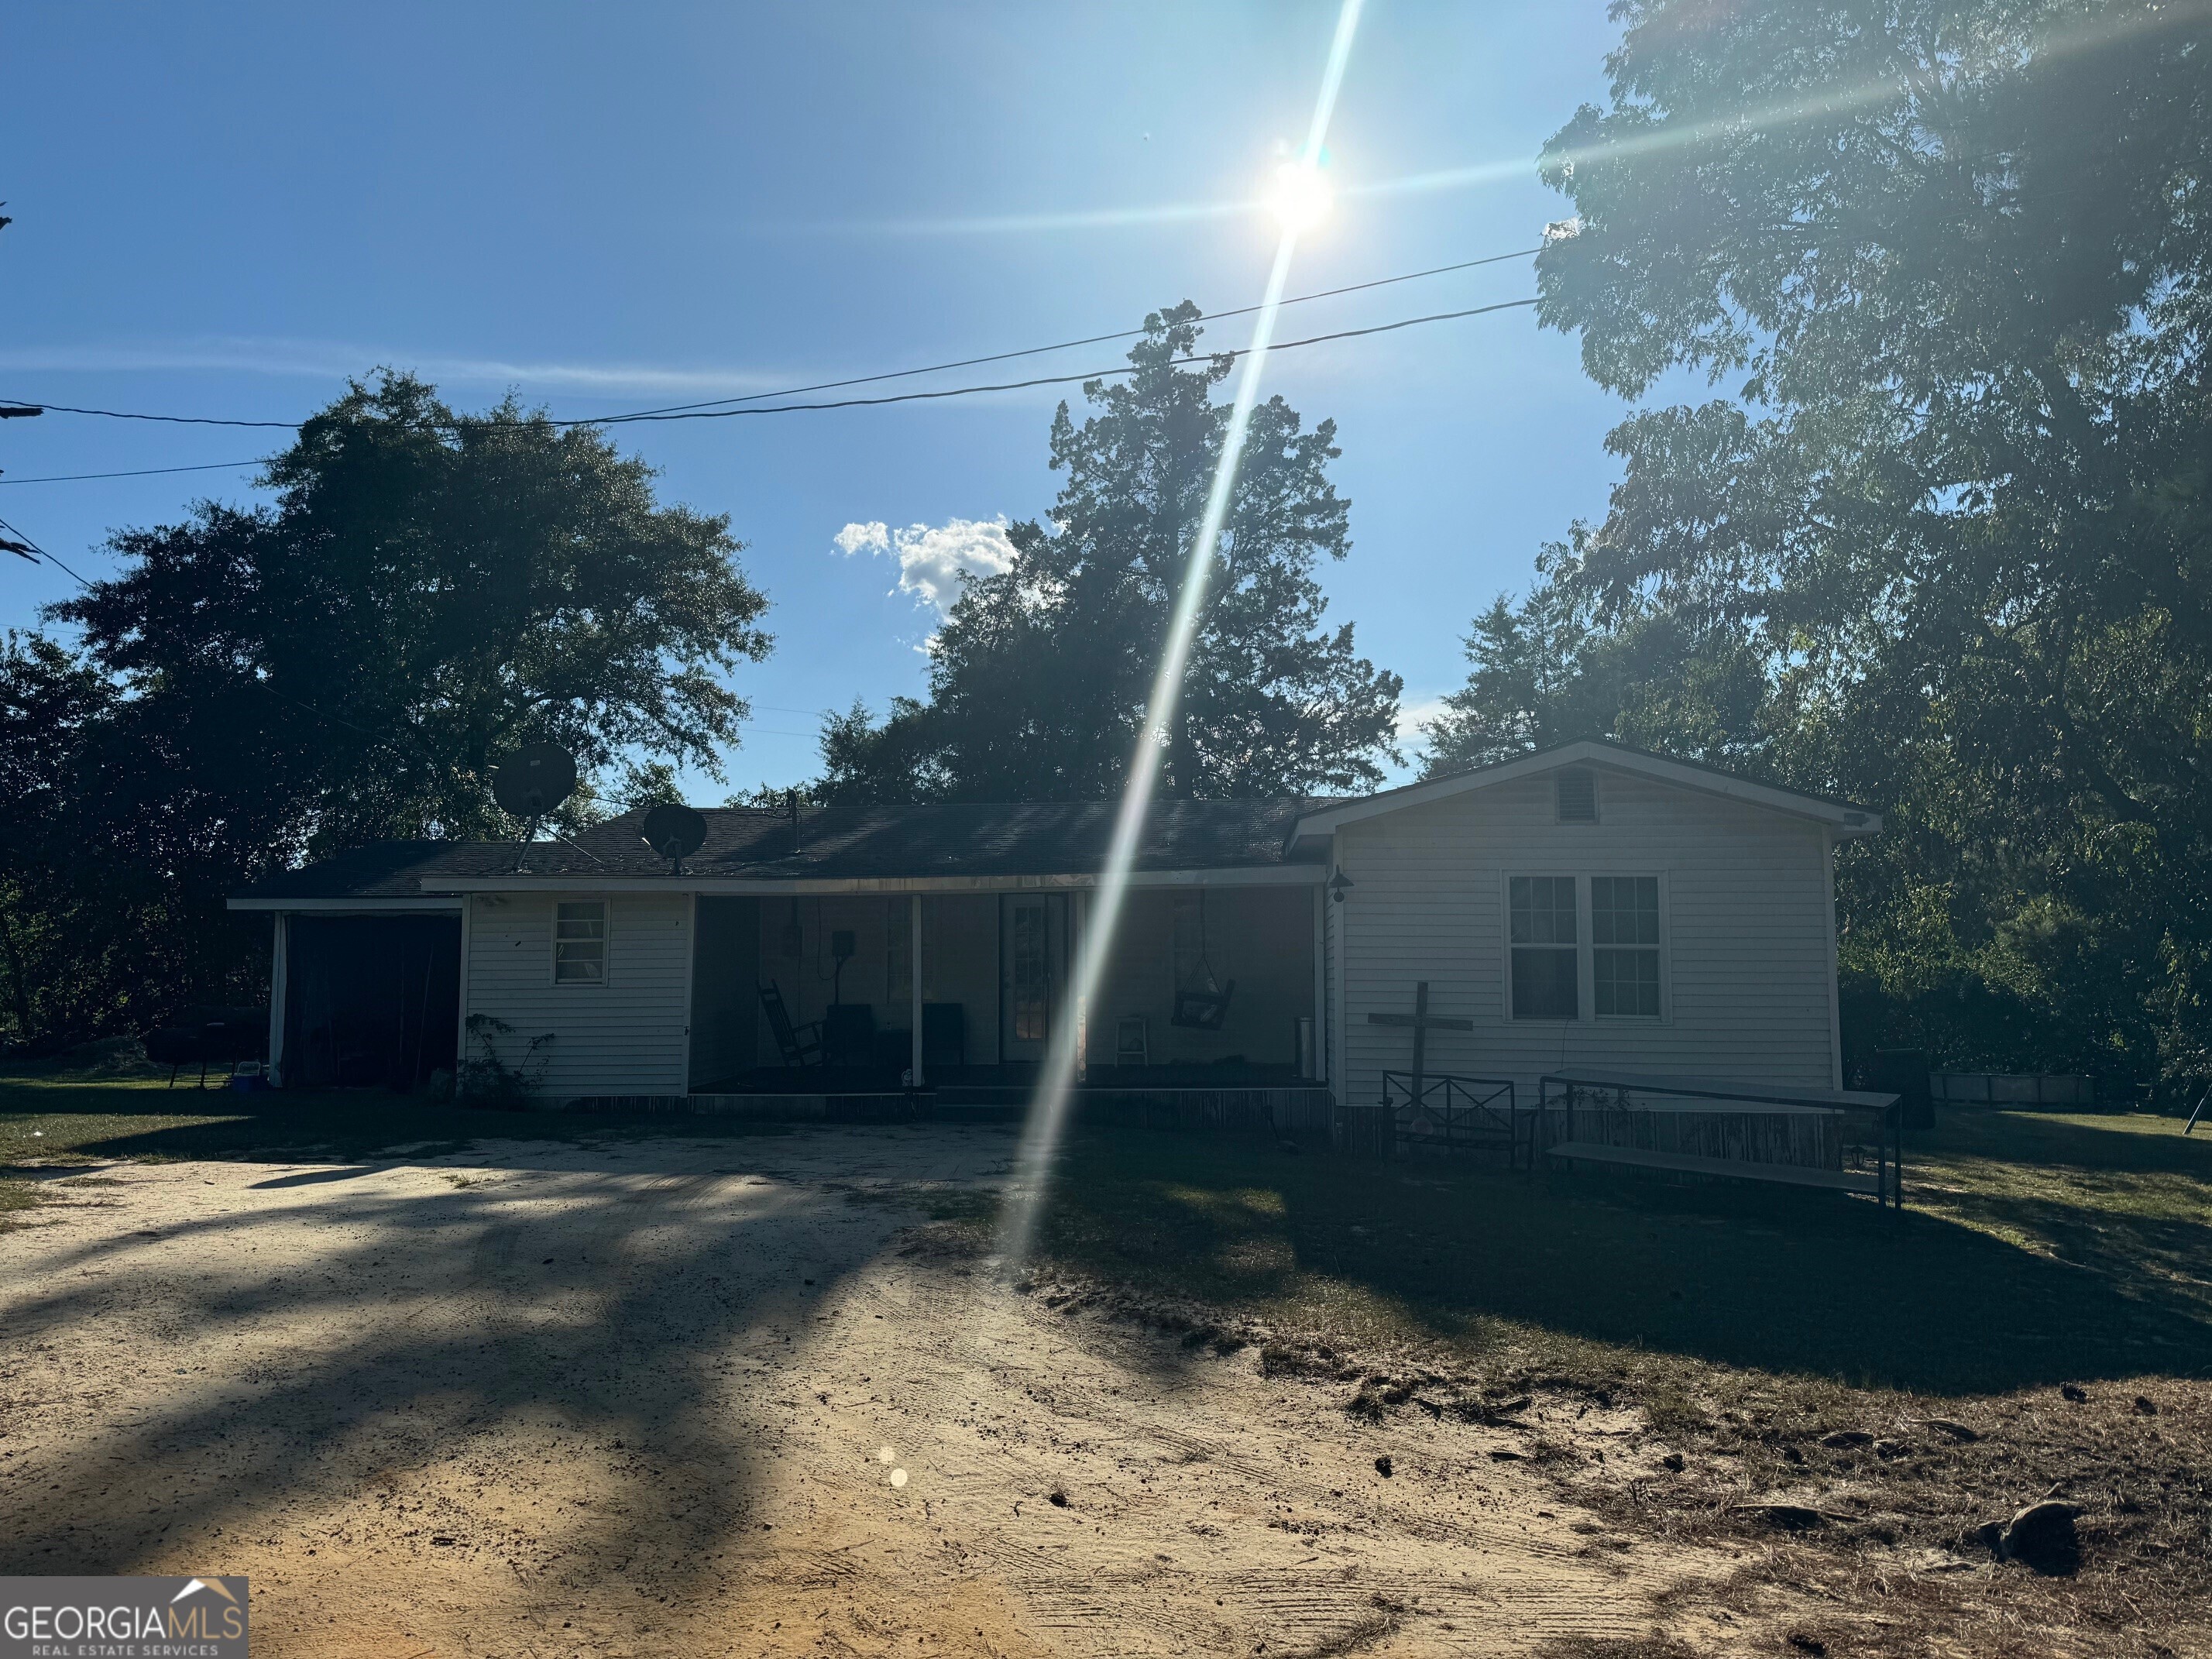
[[685, 874, 1324, 1104]]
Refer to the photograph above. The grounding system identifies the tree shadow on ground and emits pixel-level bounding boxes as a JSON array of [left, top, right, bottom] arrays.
[[0, 1085, 798, 1168], [0, 1136, 977, 1599], [1035, 1115, 2212, 1396]]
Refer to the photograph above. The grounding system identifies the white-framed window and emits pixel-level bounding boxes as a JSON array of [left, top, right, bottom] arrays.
[[554, 899, 608, 984], [1591, 875, 1661, 1018], [1506, 874, 1666, 1021], [1508, 875, 1579, 1020]]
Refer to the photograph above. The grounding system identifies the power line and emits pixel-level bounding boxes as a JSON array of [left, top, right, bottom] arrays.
[[0, 458, 270, 485], [0, 244, 1541, 434], [2, 296, 1540, 459], [0, 510, 92, 588], [595, 298, 1540, 423], [0, 403, 292, 430], [594, 246, 1542, 423]]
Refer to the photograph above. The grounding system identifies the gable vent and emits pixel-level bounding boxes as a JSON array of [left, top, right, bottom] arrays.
[[1555, 769, 1597, 823]]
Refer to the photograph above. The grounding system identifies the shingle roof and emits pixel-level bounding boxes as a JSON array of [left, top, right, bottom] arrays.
[[232, 798, 1321, 900], [233, 739, 1880, 904], [235, 840, 525, 900]]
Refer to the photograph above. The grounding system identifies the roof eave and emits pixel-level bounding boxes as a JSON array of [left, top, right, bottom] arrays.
[[417, 863, 1324, 895], [1288, 740, 1882, 844], [226, 895, 466, 912]]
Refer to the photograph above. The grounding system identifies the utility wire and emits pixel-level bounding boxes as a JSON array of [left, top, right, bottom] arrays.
[[595, 298, 1540, 422], [0, 297, 1540, 453], [0, 458, 271, 485], [0, 245, 1541, 434], [592, 246, 1541, 423], [0, 510, 92, 588]]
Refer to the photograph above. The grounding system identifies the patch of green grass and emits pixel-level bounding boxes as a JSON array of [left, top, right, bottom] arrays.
[[1908, 1111, 2212, 1309], [919, 1187, 1001, 1224], [0, 1067, 789, 1175], [0, 1175, 40, 1229], [1030, 1111, 2212, 1396]]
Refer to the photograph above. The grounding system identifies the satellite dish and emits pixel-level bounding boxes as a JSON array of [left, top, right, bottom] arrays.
[[492, 743, 578, 819], [641, 802, 708, 873]]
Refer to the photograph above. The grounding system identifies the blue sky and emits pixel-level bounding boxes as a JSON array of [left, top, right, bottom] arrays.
[[1, 1, 1627, 794]]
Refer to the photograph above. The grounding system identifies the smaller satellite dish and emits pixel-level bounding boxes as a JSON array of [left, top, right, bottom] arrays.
[[641, 802, 708, 872], [493, 743, 579, 818]]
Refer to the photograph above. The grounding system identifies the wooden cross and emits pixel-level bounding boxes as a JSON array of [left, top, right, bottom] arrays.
[[1366, 981, 1472, 1108]]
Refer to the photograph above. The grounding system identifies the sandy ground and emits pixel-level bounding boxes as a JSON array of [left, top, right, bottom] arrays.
[[2, 1127, 1743, 1657]]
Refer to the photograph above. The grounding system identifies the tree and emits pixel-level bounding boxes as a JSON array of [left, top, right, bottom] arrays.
[[0, 373, 771, 1046], [57, 373, 770, 851], [1420, 561, 1603, 771], [821, 304, 1402, 802], [1421, 543, 1778, 777], [1484, 0, 2212, 1080]]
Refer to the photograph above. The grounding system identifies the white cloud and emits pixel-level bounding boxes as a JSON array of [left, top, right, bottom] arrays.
[[1394, 694, 1451, 744], [0, 337, 799, 397], [833, 516, 1016, 614]]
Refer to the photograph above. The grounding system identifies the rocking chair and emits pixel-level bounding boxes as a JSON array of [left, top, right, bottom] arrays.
[[757, 979, 823, 1068]]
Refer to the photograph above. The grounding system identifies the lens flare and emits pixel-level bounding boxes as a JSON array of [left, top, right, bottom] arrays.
[[994, 0, 1366, 1269], [1267, 163, 1332, 233]]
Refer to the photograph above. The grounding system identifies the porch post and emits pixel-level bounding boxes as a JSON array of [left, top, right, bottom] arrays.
[[266, 912, 289, 1088], [909, 891, 925, 1087], [1331, 837, 1350, 1105], [1073, 888, 1089, 1084], [1310, 882, 1327, 1084], [1821, 829, 1843, 1090]]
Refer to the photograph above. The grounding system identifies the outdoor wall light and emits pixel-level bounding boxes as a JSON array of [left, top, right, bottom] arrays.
[[1328, 866, 1354, 903]]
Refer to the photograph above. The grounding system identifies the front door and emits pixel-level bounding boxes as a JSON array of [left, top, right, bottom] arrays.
[[1000, 892, 1068, 1063]]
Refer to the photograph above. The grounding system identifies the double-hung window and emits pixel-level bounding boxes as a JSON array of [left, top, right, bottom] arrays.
[[1591, 876, 1661, 1017], [554, 900, 607, 984], [1508, 875, 1665, 1020], [1509, 876, 1580, 1019]]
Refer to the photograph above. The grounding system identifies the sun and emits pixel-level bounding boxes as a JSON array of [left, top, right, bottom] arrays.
[[1266, 161, 1332, 234]]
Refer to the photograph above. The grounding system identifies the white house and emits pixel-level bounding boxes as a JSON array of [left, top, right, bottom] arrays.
[[228, 740, 1879, 1115]]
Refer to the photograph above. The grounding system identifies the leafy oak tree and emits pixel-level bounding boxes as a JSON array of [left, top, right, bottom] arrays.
[[1434, 0, 2212, 1081], [0, 373, 770, 1044], [821, 303, 1403, 802]]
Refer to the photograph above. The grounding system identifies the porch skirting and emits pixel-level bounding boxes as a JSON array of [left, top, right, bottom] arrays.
[[1068, 1086, 1335, 1136], [550, 1085, 1338, 1134], [556, 1092, 919, 1121]]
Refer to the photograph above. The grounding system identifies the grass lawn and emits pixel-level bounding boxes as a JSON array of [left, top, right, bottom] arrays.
[[1027, 1108, 2212, 1396]]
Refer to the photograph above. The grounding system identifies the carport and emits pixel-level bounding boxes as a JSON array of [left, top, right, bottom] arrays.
[[277, 912, 462, 1088]]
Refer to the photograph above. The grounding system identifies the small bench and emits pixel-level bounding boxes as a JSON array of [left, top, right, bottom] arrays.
[[1544, 1140, 1884, 1195]]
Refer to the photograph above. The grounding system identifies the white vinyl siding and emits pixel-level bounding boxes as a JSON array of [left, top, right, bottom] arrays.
[[465, 891, 690, 1098], [1338, 768, 1837, 1106]]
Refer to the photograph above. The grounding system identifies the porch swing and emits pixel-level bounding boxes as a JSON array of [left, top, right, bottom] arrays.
[[1170, 888, 1236, 1031]]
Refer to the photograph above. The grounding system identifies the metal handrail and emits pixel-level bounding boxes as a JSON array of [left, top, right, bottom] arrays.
[[1536, 1075, 1904, 1209]]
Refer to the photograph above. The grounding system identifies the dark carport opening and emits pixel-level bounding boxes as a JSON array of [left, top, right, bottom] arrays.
[[284, 914, 461, 1089]]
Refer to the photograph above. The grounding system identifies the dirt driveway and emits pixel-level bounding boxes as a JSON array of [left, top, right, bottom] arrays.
[[2, 1127, 1733, 1657]]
